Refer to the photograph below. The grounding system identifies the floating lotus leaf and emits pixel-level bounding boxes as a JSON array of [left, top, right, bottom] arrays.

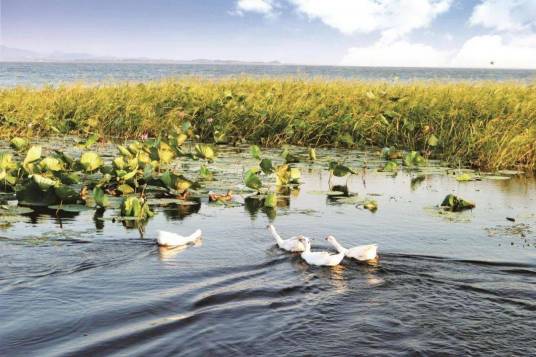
[[259, 158, 274, 174], [329, 162, 355, 177], [275, 164, 291, 185], [199, 164, 214, 181], [0, 152, 16, 171], [120, 196, 154, 220], [380, 161, 398, 172], [157, 142, 175, 164], [403, 151, 426, 167], [250, 145, 261, 160], [10, 137, 28, 151], [117, 145, 133, 157], [440, 194, 475, 212], [308, 148, 317, 161], [92, 186, 109, 208], [23, 146, 42, 166], [128, 141, 143, 155], [195, 144, 215, 161], [33, 174, 60, 190], [113, 156, 126, 170], [80, 152, 104, 172], [117, 184, 134, 195], [456, 173, 480, 182], [39, 157, 63, 172], [244, 168, 262, 191]]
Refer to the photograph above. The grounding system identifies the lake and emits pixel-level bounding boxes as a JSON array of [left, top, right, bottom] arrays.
[[1, 62, 536, 87], [1, 139, 535, 356]]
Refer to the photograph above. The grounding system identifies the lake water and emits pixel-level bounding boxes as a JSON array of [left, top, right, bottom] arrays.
[[0, 140, 535, 356], [1, 62, 536, 87]]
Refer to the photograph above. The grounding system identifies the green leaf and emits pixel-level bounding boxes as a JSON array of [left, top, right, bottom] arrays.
[[403, 151, 426, 167], [250, 145, 262, 160], [117, 145, 133, 158], [199, 164, 214, 181], [195, 144, 215, 161], [264, 192, 277, 208], [428, 134, 439, 147], [39, 157, 63, 172], [440, 194, 475, 212], [0, 152, 16, 170], [92, 186, 109, 208], [32, 174, 60, 190], [117, 184, 134, 195], [244, 169, 262, 190], [10, 137, 28, 151], [80, 152, 104, 172], [23, 146, 42, 166], [329, 162, 355, 177], [308, 148, 317, 161], [259, 158, 274, 174], [381, 161, 398, 172]]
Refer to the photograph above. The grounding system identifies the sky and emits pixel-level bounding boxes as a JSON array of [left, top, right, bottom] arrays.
[[1, 0, 536, 68]]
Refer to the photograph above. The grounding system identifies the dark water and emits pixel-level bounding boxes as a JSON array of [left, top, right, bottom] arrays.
[[1, 62, 536, 87], [1, 143, 535, 356]]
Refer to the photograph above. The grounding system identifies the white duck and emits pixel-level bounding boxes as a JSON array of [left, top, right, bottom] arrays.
[[156, 229, 202, 247], [298, 236, 345, 267], [325, 235, 378, 261], [267, 224, 309, 252]]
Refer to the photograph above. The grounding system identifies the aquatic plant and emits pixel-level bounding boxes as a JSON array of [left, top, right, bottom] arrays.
[[440, 194, 475, 212], [1, 78, 535, 171]]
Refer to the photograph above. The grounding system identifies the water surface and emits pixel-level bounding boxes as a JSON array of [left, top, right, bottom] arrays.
[[1, 142, 535, 356], [1, 62, 536, 87]]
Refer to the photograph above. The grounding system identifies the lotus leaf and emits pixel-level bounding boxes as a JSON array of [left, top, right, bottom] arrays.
[[80, 152, 104, 172]]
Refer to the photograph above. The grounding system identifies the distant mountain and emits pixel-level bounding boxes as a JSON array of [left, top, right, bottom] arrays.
[[0, 45, 283, 65]]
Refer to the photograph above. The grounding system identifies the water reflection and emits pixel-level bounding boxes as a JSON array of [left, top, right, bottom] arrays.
[[162, 201, 201, 221], [158, 239, 203, 261]]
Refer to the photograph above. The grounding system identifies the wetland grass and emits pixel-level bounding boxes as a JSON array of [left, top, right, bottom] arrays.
[[0, 78, 535, 171]]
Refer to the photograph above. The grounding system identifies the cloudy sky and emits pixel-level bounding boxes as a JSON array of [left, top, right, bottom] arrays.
[[2, 0, 536, 68]]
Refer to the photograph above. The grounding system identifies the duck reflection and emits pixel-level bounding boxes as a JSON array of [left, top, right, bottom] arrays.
[[158, 239, 203, 261]]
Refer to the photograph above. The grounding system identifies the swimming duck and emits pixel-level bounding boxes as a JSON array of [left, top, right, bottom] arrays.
[[267, 224, 309, 252], [298, 236, 345, 267], [156, 229, 202, 247], [325, 235, 378, 261]]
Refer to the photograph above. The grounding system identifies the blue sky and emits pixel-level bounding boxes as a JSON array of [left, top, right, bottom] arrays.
[[1, 0, 536, 68]]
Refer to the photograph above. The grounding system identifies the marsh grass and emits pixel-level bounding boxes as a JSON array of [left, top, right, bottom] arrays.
[[1, 78, 535, 171]]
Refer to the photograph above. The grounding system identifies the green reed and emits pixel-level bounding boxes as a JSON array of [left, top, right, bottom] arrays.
[[1, 78, 535, 171]]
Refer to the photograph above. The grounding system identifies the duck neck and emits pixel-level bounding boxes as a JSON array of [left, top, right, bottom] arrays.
[[302, 240, 311, 253], [269, 226, 284, 245], [331, 238, 348, 254]]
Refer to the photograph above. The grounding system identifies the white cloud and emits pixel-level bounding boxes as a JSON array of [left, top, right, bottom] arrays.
[[341, 35, 536, 69], [234, 0, 275, 15], [341, 40, 450, 67], [470, 0, 536, 32], [452, 35, 536, 69], [289, 0, 452, 42]]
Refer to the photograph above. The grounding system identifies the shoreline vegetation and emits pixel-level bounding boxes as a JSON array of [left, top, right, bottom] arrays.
[[0, 78, 535, 171]]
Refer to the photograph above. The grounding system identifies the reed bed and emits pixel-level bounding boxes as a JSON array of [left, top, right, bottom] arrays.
[[1, 78, 535, 171]]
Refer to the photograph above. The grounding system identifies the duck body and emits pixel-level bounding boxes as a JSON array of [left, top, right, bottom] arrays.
[[267, 224, 309, 252], [157, 229, 202, 247], [298, 237, 345, 267], [326, 235, 378, 261]]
